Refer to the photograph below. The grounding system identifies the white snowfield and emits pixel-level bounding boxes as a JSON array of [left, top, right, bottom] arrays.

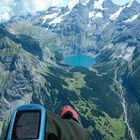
[[127, 0, 134, 8], [48, 9, 72, 26], [42, 10, 60, 24], [48, 11, 71, 26], [49, 16, 64, 25], [68, 0, 79, 11], [43, 8, 71, 26], [110, 6, 124, 21], [123, 13, 140, 23], [89, 11, 103, 19]]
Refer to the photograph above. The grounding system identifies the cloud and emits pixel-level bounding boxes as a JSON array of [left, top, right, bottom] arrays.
[[0, 0, 13, 22], [12, 0, 65, 15], [0, 0, 67, 22]]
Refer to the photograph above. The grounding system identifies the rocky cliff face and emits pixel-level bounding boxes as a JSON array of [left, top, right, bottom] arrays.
[[0, 0, 140, 139]]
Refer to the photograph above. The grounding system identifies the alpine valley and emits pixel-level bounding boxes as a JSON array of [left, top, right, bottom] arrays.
[[0, 0, 140, 139]]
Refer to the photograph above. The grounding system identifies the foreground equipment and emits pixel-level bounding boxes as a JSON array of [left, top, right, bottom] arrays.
[[6, 104, 46, 140]]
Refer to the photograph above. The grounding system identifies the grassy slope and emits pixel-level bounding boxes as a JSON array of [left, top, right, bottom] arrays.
[[40, 65, 126, 140], [0, 37, 20, 57]]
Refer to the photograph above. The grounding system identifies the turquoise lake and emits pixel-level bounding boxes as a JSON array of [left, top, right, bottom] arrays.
[[64, 54, 96, 68]]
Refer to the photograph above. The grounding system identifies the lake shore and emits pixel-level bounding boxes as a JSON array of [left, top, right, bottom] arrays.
[[63, 54, 96, 68]]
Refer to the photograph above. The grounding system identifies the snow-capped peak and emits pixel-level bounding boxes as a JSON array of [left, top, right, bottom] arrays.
[[94, 0, 106, 11], [127, 0, 134, 8], [110, 6, 125, 21]]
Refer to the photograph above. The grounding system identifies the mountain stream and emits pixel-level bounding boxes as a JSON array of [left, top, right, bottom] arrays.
[[114, 66, 137, 140]]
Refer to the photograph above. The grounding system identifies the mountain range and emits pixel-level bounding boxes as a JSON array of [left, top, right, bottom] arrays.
[[0, 0, 140, 139]]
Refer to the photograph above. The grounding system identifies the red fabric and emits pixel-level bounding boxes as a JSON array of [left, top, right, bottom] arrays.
[[60, 106, 81, 124]]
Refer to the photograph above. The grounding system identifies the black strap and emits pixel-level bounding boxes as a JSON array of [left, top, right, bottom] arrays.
[[47, 133, 59, 140]]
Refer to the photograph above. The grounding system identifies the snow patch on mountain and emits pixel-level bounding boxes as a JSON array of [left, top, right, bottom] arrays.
[[127, 0, 134, 8], [48, 9, 72, 26], [89, 11, 103, 19], [49, 16, 63, 25], [123, 46, 135, 61], [123, 13, 140, 23], [110, 6, 124, 21], [80, 0, 90, 5], [112, 43, 135, 62], [42, 10, 61, 24], [68, 0, 79, 11], [94, 0, 106, 11]]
